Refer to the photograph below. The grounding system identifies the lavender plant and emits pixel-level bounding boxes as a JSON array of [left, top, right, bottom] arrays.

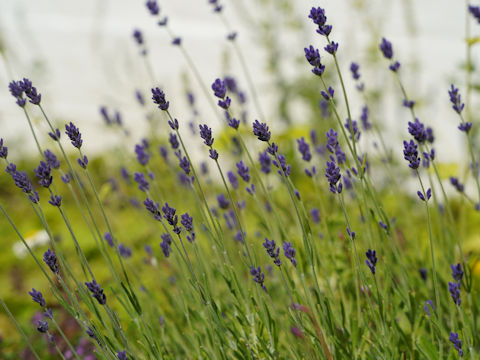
[[1, 2, 480, 359]]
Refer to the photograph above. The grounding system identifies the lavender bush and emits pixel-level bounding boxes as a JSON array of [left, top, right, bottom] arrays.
[[1, 1, 479, 359]]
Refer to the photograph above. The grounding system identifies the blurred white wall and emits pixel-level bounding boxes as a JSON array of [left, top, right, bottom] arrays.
[[0, 0, 475, 163]]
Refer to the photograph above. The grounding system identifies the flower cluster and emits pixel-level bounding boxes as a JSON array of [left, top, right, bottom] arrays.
[[211, 78, 231, 109], [263, 238, 281, 266], [365, 249, 377, 275], [85, 279, 107, 305]]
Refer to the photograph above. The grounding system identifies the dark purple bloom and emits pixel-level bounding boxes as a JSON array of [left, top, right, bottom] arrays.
[[0, 139, 7, 159], [252, 120, 271, 142], [29, 288, 46, 307], [143, 198, 162, 221], [389, 61, 401, 72], [37, 320, 49, 333], [25, 84, 41, 105], [449, 85, 465, 114], [117, 350, 127, 360], [146, 0, 159, 15], [246, 184, 255, 195], [158, 17, 168, 26], [423, 300, 434, 316], [263, 238, 281, 266], [379, 37, 393, 59], [181, 213, 194, 232], [297, 137, 312, 162], [379, 221, 388, 230], [259, 151, 271, 174], [43, 150, 60, 169], [48, 128, 61, 141], [177, 152, 191, 174], [43, 249, 59, 274], [199, 124, 214, 146], [227, 171, 239, 190], [311, 208, 320, 224], [77, 155, 88, 169], [324, 41, 338, 55], [162, 203, 180, 233], [449, 332, 464, 357], [217, 194, 230, 210], [403, 140, 420, 170], [451, 263, 463, 282], [218, 97, 231, 109], [118, 244, 132, 258], [134, 172, 149, 192], [65, 122, 83, 149], [226, 113, 240, 129], [34, 161, 52, 188], [172, 37, 181, 46], [168, 118, 179, 130], [133, 29, 143, 45], [449, 281, 461, 305], [458, 122, 472, 133], [272, 154, 291, 177], [85, 279, 107, 305], [283, 242, 297, 266], [426, 127, 434, 143], [350, 62, 360, 80], [360, 106, 371, 130], [135, 143, 150, 166], [43, 308, 53, 319], [48, 194, 62, 207], [267, 142, 278, 155], [236, 161, 250, 182], [403, 99, 415, 108], [7, 165, 39, 203], [169, 133, 179, 150], [419, 268, 427, 281], [227, 32, 237, 41], [469, 5, 480, 23], [304, 45, 325, 76], [325, 155, 342, 194], [347, 227, 356, 240], [211, 78, 226, 99], [417, 188, 431, 201], [135, 90, 145, 106], [450, 177, 464, 193], [61, 173, 70, 184], [8, 80, 26, 107], [151, 88, 169, 110], [326, 129, 339, 153], [308, 7, 326, 27], [408, 118, 427, 143], [250, 266, 266, 291], [200, 162, 208, 175], [104, 232, 114, 247], [160, 233, 172, 257], [365, 249, 377, 275], [345, 119, 360, 141]]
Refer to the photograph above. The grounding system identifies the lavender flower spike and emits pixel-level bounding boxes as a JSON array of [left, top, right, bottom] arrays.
[[449, 332, 464, 357], [43, 249, 59, 274], [283, 242, 297, 267], [252, 120, 271, 142], [65, 122, 83, 149], [29, 288, 46, 307], [152, 88, 169, 110], [85, 279, 107, 305]]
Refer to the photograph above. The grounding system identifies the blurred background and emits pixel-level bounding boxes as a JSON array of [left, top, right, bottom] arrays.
[[0, 0, 475, 160]]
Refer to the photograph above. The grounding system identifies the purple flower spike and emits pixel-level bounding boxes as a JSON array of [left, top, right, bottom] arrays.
[[85, 279, 107, 305], [250, 266, 266, 292], [34, 161, 52, 188], [379, 37, 393, 59], [403, 140, 420, 170], [283, 242, 297, 267], [43, 249, 59, 274], [151, 88, 169, 110], [263, 238, 281, 266], [469, 5, 480, 23], [146, 0, 159, 15], [350, 62, 360, 80], [365, 249, 377, 275], [252, 120, 271, 142], [451, 263, 463, 282], [29, 288, 46, 307], [449, 282, 461, 305], [211, 78, 227, 99], [449, 332, 464, 357], [133, 29, 143, 45], [48, 195, 62, 207], [423, 300, 434, 316], [324, 41, 339, 55], [199, 124, 214, 146], [37, 320, 49, 333], [65, 122, 83, 149], [48, 128, 61, 141]]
